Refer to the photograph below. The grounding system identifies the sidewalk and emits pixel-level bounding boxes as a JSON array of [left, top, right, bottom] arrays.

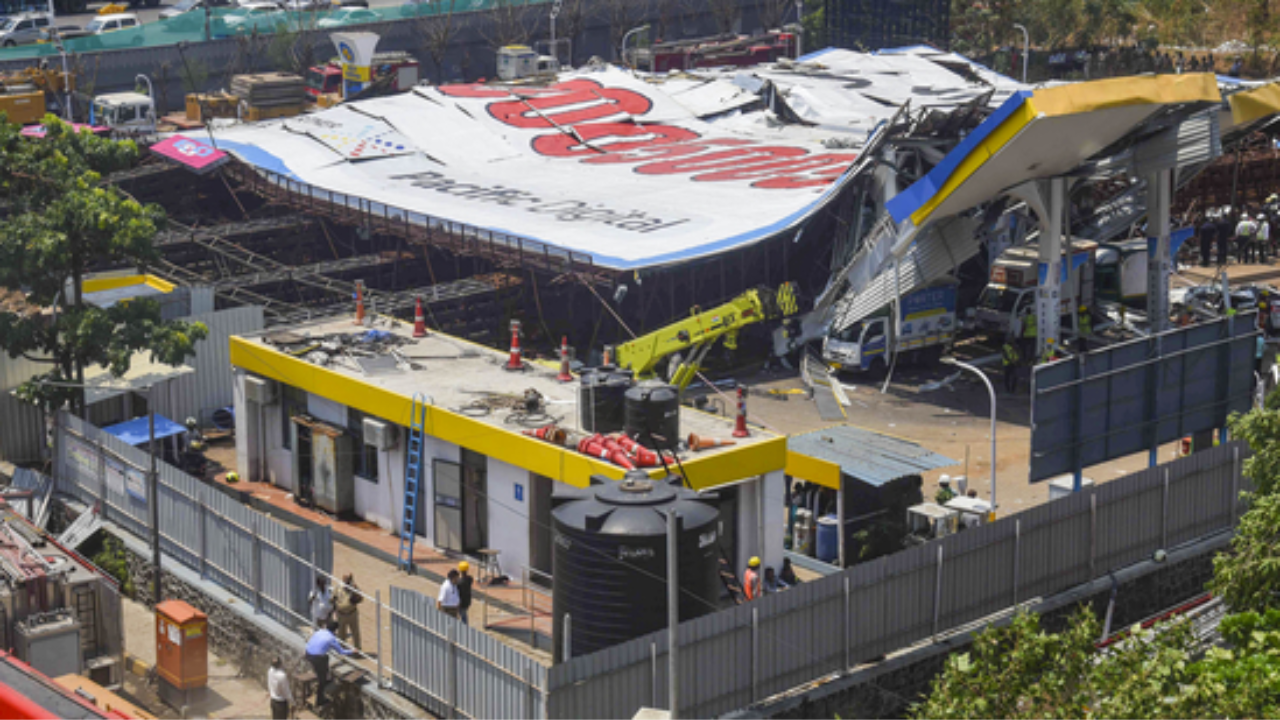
[[202, 450, 554, 664], [118, 596, 319, 720]]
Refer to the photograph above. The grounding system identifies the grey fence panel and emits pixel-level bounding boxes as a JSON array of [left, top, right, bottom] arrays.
[[54, 410, 330, 638], [391, 585, 546, 719], [683, 603, 752, 717], [1017, 490, 1090, 600], [847, 557, 891, 662], [877, 543, 935, 651], [1095, 466, 1165, 572], [1168, 447, 1234, 547], [938, 520, 1017, 630]]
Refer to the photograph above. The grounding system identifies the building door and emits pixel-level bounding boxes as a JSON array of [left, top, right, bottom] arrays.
[[433, 459, 463, 553], [528, 474, 554, 584], [296, 427, 314, 506], [461, 449, 488, 554]]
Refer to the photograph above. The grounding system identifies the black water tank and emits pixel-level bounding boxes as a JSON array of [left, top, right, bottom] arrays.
[[624, 381, 680, 450], [551, 472, 720, 662], [578, 366, 633, 433]]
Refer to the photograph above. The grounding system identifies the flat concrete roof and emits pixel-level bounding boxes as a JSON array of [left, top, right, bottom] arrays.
[[230, 316, 785, 490]]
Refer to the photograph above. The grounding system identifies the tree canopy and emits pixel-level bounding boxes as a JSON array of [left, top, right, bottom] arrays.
[[0, 116, 207, 414]]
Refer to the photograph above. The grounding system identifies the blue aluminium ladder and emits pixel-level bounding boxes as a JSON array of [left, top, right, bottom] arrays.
[[398, 394, 428, 572]]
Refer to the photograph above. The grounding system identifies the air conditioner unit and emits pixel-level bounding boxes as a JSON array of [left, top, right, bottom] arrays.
[[363, 419, 397, 450], [244, 375, 277, 405]]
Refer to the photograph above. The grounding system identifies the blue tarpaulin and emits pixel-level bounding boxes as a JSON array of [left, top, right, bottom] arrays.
[[101, 415, 187, 447]]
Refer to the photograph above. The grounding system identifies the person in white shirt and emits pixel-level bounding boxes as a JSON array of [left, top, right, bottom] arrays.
[[1237, 215, 1258, 263], [437, 569, 461, 618], [308, 576, 334, 628], [267, 657, 294, 720], [1258, 213, 1271, 263]]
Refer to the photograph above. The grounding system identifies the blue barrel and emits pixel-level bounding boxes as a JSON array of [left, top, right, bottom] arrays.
[[816, 515, 839, 563]]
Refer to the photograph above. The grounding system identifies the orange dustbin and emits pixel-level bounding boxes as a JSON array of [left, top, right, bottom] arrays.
[[155, 600, 208, 707]]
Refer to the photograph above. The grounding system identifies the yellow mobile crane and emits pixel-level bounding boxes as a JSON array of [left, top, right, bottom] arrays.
[[614, 283, 799, 391]]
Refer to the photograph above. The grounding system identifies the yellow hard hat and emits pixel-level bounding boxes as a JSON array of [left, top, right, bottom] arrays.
[[1079, 305, 1088, 312], [748, 556, 761, 568], [226, 472, 240, 483], [458, 561, 470, 573]]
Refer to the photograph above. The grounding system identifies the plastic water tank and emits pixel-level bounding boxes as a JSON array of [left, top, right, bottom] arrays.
[[211, 406, 235, 431], [624, 381, 681, 450], [578, 366, 633, 433], [816, 515, 839, 563], [551, 471, 719, 662]]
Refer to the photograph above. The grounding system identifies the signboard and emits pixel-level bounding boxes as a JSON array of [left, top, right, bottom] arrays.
[[332, 32, 380, 99], [149, 135, 229, 175], [21, 123, 108, 139], [125, 466, 147, 504], [1030, 314, 1257, 482], [214, 67, 859, 270], [65, 435, 98, 480], [105, 456, 126, 497]]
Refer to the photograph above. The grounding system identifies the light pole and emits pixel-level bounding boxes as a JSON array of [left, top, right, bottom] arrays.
[[1013, 24, 1029, 83], [794, 0, 803, 58], [922, 359, 998, 513], [54, 37, 70, 121], [620, 24, 650, 69]]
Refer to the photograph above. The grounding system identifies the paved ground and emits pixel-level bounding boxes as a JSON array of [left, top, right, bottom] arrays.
[[116, 596, 319, 720]]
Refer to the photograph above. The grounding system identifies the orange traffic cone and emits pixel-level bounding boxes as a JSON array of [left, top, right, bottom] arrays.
[[732, 386, 750, 438], [413, 296, 427, 338], [557, 336, 574, 383], [579, 436, 636, 469], [616, 435, 662, 467], [505, 320, 524, 371], [353, 280, 366, 325], [689, 433, 736, 451], [522, 425, 567, 445], [602, 345, 613, 366]]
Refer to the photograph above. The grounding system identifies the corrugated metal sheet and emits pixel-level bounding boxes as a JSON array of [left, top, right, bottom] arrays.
[[391, 586, 547, 719], [161, 306, 265, 426], [53, 409, 326, 629], [788, 424, 957, 486], [540, 441, 1249, 719], [0, 357, 50, 464], [1133, 109, 1222, 176]]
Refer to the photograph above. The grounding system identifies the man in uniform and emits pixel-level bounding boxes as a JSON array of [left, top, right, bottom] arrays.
[[1001, 340, 1020, 393]]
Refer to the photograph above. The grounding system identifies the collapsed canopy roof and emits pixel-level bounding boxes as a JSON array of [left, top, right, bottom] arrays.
[[215, 54, 1019, 272]]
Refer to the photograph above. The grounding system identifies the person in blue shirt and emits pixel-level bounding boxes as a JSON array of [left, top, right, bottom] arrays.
[[305, 619, 353, 708]]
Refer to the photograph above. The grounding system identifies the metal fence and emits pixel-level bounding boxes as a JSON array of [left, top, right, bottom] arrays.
[[391, 586, 548, 719], [545, 441, 1249, 719], [53, 410, 332, 628]]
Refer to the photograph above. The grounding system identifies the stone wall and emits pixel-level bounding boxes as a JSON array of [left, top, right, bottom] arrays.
[[758, 534, 1226, 720]]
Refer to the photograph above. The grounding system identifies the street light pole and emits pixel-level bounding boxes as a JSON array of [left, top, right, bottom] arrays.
[[1013, 24, 1029, 84], [147, 388, 160, 606], [620, 24, 650, 69], [942, 358, 998, 512]]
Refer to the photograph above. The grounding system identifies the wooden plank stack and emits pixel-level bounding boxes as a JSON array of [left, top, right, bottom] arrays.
[[230, 72, 306, 121]]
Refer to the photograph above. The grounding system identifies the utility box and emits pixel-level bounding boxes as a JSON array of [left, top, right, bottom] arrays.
[[14, 610, 82, 680], [312, 426, 355, 515], [155, 600, 208, 710], [1048, 474, 1095, 500]]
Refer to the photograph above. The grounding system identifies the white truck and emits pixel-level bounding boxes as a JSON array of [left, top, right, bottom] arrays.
[[90, 91, 156, 134], [496, 45, 560, 81], [822, 281, 958, 374], [970, 240, 1097, 338]]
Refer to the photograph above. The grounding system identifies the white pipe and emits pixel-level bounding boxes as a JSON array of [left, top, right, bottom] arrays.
[[1013, 24, 1029, 83]]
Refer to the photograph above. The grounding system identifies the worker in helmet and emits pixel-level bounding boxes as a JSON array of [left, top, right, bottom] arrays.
[[456, 561, 474, 626], [1040, 338, 1058, 365], [743, 556, 762, 600], [1077, 305, 1093, 353], [226, 471, 240, 484], [1001, 339, 1020, 393], [1019, 309, 1038, 365]]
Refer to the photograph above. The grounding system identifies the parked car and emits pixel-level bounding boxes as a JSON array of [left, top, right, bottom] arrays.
[[36, 25, 89, 43], [159, 0, 233, 21], [84, 12, 142, 35], [218, 3, 284, 34], [316, 6, 376, 27], [0, 13, 51, 47]]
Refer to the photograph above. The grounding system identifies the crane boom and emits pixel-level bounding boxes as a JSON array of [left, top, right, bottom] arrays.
[[615, 283, 798, 391]]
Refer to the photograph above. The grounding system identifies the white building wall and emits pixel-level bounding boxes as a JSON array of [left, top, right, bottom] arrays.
[[485, 459, 531, 577], [265, 401, 290, 490], [233, 369, 248, 482], [734, 471, 786, 577], [307, 394, 347, 427]]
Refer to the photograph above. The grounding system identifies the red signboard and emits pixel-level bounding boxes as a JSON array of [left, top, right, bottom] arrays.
[[149, 135, 228, 175]]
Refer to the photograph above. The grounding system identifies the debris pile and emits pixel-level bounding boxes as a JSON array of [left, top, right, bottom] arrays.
[[263, 328, 422, 373]]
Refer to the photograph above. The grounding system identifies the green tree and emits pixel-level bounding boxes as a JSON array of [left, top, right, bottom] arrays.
[[0, 117, 207, 415]]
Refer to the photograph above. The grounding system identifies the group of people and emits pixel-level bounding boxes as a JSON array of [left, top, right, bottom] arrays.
[[1196, 199, 1279, 268], [276, 563, 478, 717], [999, 304, 1092, 393], [742, 556, 802, 600]]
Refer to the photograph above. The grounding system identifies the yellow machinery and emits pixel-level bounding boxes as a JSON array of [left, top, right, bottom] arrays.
[[0, 68, 72, 126], [614, 283, 799, 391]]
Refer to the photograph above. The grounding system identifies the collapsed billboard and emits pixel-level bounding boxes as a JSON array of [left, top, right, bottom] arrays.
[[214, 68, 861, 271]]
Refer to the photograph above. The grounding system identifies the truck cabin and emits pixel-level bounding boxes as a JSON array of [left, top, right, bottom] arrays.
[[306, 65, 341, 97], [91, 92, 154, 130]]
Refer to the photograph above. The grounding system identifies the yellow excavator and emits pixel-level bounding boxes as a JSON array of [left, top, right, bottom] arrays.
[[614, 283, 800, 391]]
